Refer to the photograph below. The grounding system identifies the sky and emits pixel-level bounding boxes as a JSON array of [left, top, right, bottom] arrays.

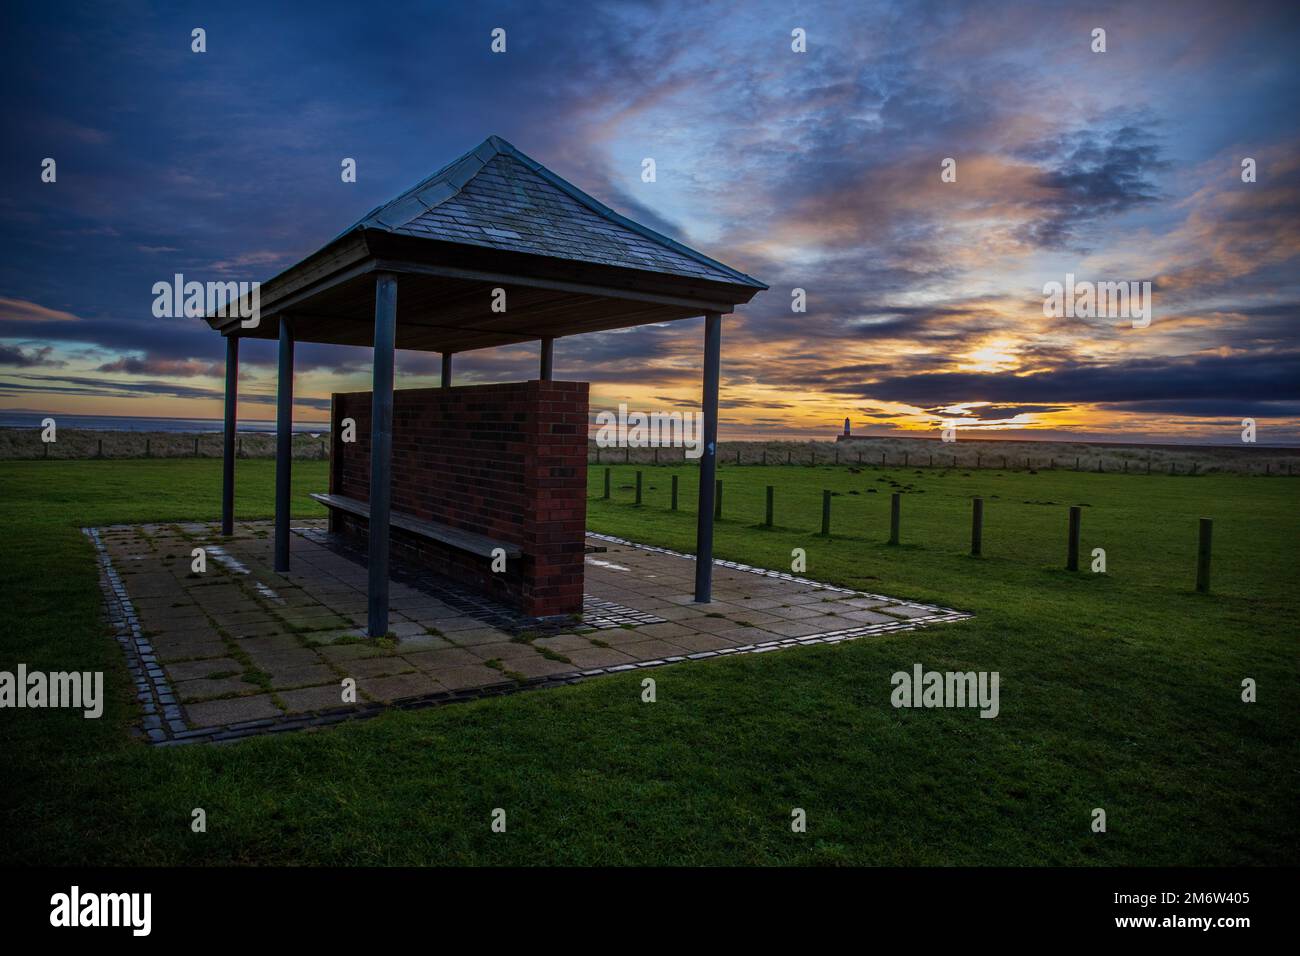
[[1, 0, 1298, 444]]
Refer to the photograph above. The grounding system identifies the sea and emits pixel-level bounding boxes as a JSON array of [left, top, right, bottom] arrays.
[[0, 412, 328, 435]]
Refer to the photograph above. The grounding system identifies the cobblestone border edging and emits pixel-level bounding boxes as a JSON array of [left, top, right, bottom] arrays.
[[84, 527, 187, 743]]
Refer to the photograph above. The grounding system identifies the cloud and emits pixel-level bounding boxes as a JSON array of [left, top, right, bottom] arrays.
[[0, 344, 65, 367]]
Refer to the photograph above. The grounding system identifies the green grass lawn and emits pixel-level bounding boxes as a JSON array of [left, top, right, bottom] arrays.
[[1, 458, 1296, 865]]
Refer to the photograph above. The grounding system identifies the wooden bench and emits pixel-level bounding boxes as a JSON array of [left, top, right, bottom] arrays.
[[310, 492, 521, 559]]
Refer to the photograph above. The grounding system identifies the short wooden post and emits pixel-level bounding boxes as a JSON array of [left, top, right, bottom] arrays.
[[635, 471, 642, 505], [787, 450, 792, 465], [835, 449, 839, 465], [880, 452, 885, 466], [1067, 506, 1081, 571], [889, 493, 901, 545], [194, 435, 199, 456], [654, 447, 659, 465], [976, 453, 981, 468], [1196, 518, 1212, 593], [597, 447, 602, 464], [971, 497, 983, 556], [762, 449, 767, 465], [715, 479, 723, 518], [737, 448, 741, 465], [904, 452, 909, 466], [97, 438, 103, 458], [603, 467, 610, 499], [765, 485, 774, 527], [671, 475, 678, 510], [821, 490, 831, 535]]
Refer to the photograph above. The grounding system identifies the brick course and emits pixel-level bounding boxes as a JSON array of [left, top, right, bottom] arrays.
[[332, 381, 588, 618]]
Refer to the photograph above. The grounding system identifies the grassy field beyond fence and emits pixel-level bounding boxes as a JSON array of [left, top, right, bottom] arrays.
[[1, 458, 1296, 865]]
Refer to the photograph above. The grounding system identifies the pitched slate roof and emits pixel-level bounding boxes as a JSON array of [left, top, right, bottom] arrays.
[[343, 135, 765, 289]]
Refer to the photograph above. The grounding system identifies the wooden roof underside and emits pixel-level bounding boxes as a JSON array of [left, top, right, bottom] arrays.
[[214, 230, 760, 352]]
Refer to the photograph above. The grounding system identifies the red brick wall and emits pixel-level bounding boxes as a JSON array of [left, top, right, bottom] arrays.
[[331, 381, 588, 618]]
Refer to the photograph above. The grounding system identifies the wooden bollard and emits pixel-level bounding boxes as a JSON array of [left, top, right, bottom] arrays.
[[976, 454, 981, 468], [1067, 506, 1081, 571], [624, 447, 629, 463], [603, 467, 610, 499], [880, 452, 886, 466], [889, 493, 901, 545], [787, 450, 792, 465], [654, 447, 659, 465], [238, 437, 243, 458], [737, 449, 742, 465], [971, 497, 983, 556], [765, 485, 774, 527], [715, 479, 723, 518], [145, 438, 151, 458], [904, 452, 909, 466], [1074, 456, 1080, 470], [97, 438, 103, 458], [671, 475, 679, 510], [635, 471, 642, 505], [835, 449, 840, 465], [762, 449, 767, 465], [194, 435, 200, 456], [1196, 518, 1212, 593], [821, 490, 831, 535], [929, 454, 933, 467]]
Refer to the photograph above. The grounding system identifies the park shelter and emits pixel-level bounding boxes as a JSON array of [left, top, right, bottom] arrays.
[[205, 135, 766, 636]]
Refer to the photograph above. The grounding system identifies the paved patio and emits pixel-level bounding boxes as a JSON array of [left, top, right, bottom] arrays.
[[86, 519, 970, 744]]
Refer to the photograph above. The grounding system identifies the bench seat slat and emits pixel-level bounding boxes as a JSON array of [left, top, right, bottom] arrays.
[[310, 492, 522, 559]]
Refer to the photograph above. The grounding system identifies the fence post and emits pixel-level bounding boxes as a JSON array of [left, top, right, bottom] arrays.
[[904, 452, 909, 466], [715, 479, 723, 518], [635, 471, 642, 505], [821, 490, 831, 535], [97, 438, 103, 459], [1067, 506, 1081, 571], [765, 485, 774, 527], [880, 452, 886, 466], [762, 449, 767, 465], [971, 497, 983, 556], [145, 438, 151, 458], [603, 467, 610, 499], [787, 450, 792, 465], [1196, 518, 1212, 593], [671, 474, 679, 510], [737, 449, 742, 466], [654, 447, 659, 465], [889, 493, 901, 545], [194, 435, 200, 456], [835, 449, 839, 465]]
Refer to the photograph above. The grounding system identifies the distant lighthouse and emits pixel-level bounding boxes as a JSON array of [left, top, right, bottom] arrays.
[[843, 417, 851, 437]]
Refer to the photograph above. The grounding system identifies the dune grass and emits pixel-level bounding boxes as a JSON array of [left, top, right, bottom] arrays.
[[1, 458, 1296, 865]]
